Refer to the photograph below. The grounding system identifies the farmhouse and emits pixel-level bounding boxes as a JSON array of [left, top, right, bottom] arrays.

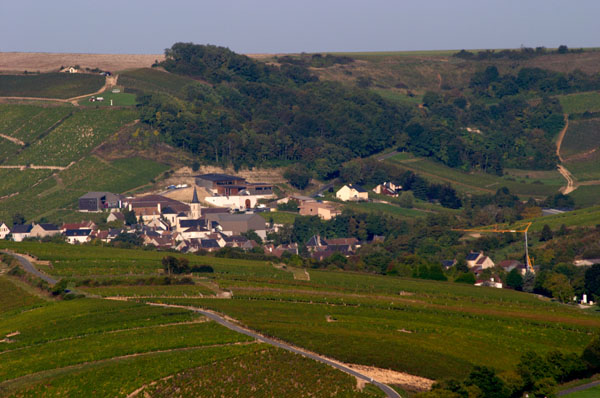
[[0, 223, 10, 239], [79, 192, 124, 212], [204, 213, 267, 238], [336, 184, 368, 202], [372, 182, 401, 197], [466, 252, 495, 269], [129, 195, 190, 221], [195, 173, 273, 196], [62, 221, 97, 231], [106, 212, 125, 223], [64, 229, 93, 244], [11, 224, 32, 242], [30, 223, 61, 239], [299, 201, 341, 220]]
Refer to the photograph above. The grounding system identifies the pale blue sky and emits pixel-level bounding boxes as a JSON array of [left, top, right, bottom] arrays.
[[1, 0, 598, 54]]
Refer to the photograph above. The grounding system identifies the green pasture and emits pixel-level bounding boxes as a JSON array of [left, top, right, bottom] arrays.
[[569, 185, 600, 208], [564, 147, 600, 182], [0, 156, 168, 222], [78, 87, 137, 107], [0, 73, 104, 99], [561, 118, 600, 158], [258, 210, 299, 225], [0, 276, 46, 315], [386, 153, 563, 197], [1, 344, 264, 398], [118, 68, 195, 96], [558, 91, 600, 114], [0, 104, 73, 145], [344, 201, 428, 219], [79, 284, 216, 297], [7, 108, 137, 167], [142, 346, 383, 398]]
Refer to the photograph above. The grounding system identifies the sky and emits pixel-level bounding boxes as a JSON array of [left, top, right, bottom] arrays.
[[1, 0, 599, 54]]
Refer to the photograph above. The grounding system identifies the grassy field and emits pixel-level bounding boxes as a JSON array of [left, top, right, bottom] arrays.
[[561, 118, 600, 159], [344, 201, 428, 218], [558, 91, 600, 114], [0, 276, 46, 315], [258, 210, 299, 224], [565, 151, 600, 182], [78, 87, 137, 107], [0, 104, 73, 144], [0, 156, 168, 222], [569, 185, 600, 208], [563, 385, 600, 397], [79, 284, 216, 297], [142, 346, 383, 398], [118, 68, 195, 96], [7, 108, 137, 166], [0, 73, 104, 99], [386, 153, 563, 197]]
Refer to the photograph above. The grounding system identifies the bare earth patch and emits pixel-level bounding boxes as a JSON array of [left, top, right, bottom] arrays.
[[0, 52, 163, 73], [346, 364, 434, 392]]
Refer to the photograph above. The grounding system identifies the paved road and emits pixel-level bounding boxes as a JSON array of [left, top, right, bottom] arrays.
[[311, 182, 335, 198], [191, 307, 401, 398], [557, 380, 600, 396], [376, 151, 400, 162], [2, 251, 58, 285]]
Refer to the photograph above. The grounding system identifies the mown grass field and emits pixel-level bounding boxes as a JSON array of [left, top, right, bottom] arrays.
[[558, 91, 600, 114], [118, 68, 195, 96], [78, 88, 137, 107], [0, 276, 46, 315], [561, 118, 600, 158], [386, 153, 563, 198], [563, 385, 600, 397], [0, 73, 104, 99], [344, 201, 428, 218], [258, 210, 299, 225]]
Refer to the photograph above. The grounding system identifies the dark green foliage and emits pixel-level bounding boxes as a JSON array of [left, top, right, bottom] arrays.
[[161, 256, 190, 275], [12, 213, 26, 225], [540, 224, 553, 242], [582, 336, 600, 371], [465, 366, 510, 398], [454, 272, 476, 284], [585, 264, 600, 299], [122, 209, 137, 226], [140, 43, 410, 175], [506, 269, 523, 290], [112, 232, 143, 248], [241, 230, 263, 245], [0, 73, 104, 99], [543, 193, 575, 209], [284, 167, 311, 190], [277, 199, 300, 212]]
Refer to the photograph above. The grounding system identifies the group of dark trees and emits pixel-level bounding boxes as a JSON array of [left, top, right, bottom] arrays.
[[137, 43, 593, 179], [454, 45, 582, 60], [422, 337, 600, 398]]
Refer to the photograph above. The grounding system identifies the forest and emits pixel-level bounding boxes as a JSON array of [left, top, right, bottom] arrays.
[[137, 43, 596, 177]]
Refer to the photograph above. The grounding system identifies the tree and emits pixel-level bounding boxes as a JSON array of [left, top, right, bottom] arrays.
[[162, 256, 190, 274], [506, 268, 524, 290], [466, 366, 510, 398], [398, 191, 414, 208], [242, 229, 263, 245], [123, 209, 137, 226], [540, 224, 553, 241], [11, 213, 25, 226], [543, 273, 574, 303], [284, 167, 311, 190], [455, 272, 476, 284], [585, 264, 600, 299], [582, 336, 600, 371], [191, 161, 200, 172], [523, 271, 536, 293], [557, 45, 569, 54]]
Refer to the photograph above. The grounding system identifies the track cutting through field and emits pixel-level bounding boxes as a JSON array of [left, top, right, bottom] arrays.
[[143, 302, 404, 398], [556, 115, 579, 194]]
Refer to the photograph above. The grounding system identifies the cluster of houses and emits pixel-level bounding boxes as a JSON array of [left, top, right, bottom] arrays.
[[442, 251, 529, 289]]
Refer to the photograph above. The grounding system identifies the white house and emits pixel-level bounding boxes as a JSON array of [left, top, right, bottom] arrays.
[[336, 184, 369, 202], [475, 277, 503, 289], [466, 252, 495, 269], [0, 223, 10, 240], [64, 229, 92, 244], [11, 225, 32, 242]]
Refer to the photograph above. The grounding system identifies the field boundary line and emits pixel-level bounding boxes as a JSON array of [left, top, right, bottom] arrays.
[[0, 134, 24, 146], [0, 319, 208, 356], [0, 341, 258, 388], [144, 302, 404, 398]]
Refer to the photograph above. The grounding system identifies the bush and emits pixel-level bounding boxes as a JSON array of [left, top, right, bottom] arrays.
[[191, 265, 214, 273], [454, 272, 476, 284]]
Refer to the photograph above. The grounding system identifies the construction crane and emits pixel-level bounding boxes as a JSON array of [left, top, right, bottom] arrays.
[[452, 222, 534, 273]]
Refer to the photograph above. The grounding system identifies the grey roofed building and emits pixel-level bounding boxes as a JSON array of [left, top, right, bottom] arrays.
[[79, 192, 123, 212], [204, 213, 266, 235], [11, 224, 33, 234], [64, 229, 92, 237]]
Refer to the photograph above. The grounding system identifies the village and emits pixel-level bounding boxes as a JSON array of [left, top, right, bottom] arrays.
[[0, 172, 549, 293]]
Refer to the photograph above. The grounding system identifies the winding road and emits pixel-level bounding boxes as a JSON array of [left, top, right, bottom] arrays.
[[149, 303, 401, 398], [555, 115, 578, 194], [1, 251, 58, 285]]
